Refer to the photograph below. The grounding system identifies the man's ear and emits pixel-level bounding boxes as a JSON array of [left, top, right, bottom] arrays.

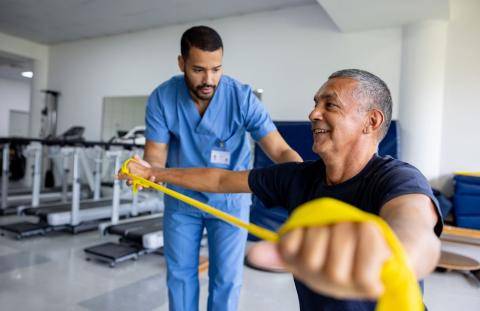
[[364, 109, 384, 134], [178, 55, 185, 72]]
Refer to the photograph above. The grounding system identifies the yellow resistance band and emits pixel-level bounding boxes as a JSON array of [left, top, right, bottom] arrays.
[[121, 158, 423, 311]]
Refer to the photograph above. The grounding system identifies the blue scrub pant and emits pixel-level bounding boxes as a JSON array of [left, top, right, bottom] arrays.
[[163, 204, 249, 311]]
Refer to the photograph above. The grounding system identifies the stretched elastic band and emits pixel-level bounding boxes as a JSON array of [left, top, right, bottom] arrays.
[[121, 158, 423, 311]]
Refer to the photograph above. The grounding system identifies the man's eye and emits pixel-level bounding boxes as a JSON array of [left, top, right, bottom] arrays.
[[193, 69, 202, 73], [326, 102, 336, 109]]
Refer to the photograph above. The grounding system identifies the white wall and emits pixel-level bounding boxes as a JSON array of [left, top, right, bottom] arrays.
[[0, 78, 31, 136], [399, 20, 448, 182], [438, 0, 480, 193], [48, 4, 402, 140], [0, 32, 49, 137], [102, 96, 147, 141]]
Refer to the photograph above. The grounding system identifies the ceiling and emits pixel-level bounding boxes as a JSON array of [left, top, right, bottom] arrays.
[[316, 0, 449, 32], [0, 0, 450, 81], [0, 0, 450, 45], [0, 0, 315, 44]]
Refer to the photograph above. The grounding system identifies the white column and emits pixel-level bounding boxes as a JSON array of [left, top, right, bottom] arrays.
[[399, 20, 448, 183], [29, 58, 50, 137]]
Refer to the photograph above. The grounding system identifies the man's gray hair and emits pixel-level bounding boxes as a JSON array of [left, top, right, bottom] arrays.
[[329, 69, 392, 140]]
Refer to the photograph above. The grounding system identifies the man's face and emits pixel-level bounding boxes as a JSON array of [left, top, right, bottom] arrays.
[[178, 46, 223, 101], [309, 78, 369, 157]]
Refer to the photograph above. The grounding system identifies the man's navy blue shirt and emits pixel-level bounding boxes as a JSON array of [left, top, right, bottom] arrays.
[[248, 154, 443, 311]]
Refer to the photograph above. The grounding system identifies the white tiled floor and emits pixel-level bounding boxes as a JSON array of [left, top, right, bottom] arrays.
[[424, 241, 480, 310], [0, 214, 479, 311]]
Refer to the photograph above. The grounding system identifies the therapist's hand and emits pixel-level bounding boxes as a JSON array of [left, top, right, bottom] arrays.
[[117, 155, 156, 188], [277, 222, 391, 300]]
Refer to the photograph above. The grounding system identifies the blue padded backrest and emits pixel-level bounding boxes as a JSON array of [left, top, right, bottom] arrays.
[[378, 120, 399, 159], [254, 121, 317, 169], [254, 119, 399, 169], [248, 120, 400, 240]]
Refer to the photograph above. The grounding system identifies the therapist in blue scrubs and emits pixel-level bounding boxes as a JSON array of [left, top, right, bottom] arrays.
[[143, 26, 302, 311]]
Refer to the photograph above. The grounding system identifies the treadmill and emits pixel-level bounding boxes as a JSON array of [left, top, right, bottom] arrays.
[[84, 150, 165, 267], [85, 215, 164, 267], [1, 137, 90, 215], [1, 142, 151, 239]]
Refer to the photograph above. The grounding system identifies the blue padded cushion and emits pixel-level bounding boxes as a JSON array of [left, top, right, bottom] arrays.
[[455, 215, 480, 230], [455, 182, 480, 195], [453, 194, 480, 215], [454, 174, 480, 186], [453, 175, 480, 227]]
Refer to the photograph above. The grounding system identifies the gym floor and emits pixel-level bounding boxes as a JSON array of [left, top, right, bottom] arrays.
[[1, 215, 479, 311]]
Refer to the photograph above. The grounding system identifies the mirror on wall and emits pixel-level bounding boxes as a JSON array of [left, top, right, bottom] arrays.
[[101, 96, 147, 141], [9, 109, 30, 137]]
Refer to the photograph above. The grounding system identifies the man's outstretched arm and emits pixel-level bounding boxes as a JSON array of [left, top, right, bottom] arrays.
[[118, 155, 251, 193], [275, 193, 440, 300], [380, 193, 441, 279]]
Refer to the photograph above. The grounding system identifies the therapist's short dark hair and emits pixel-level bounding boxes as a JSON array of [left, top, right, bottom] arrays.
[[181, 26, 223, 59]]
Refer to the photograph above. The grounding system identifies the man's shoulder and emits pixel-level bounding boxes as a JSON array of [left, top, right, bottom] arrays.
[[365, 155, 430, 191], [369, 155, 423, 176]]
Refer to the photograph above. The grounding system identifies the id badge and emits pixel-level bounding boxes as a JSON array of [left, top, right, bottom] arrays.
[[210, 141, 230, 165]]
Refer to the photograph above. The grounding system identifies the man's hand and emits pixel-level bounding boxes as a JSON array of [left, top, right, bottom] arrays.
[[117, 155, 156, 188], [277, 222, 391, 300]]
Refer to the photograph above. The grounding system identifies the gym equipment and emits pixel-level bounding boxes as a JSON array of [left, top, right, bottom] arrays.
[[441, 225, 480, 246], [84, 215, 164, 267], [40, 90, 60, 187], [0, 138, 91, 215], [39, 90, 59, 139], [0, 128, 91, 215], [119, 161, 423, 311], [437, 226, 480, 283], [1, 141, 155, 239], [436, 250, 480, 284], [110, 125, 145, 145], [84, 150, 165, 267], [1, 139, 60, 214]]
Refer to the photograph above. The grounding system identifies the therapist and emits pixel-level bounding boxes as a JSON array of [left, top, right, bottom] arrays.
[[143, 25, 302, 311]]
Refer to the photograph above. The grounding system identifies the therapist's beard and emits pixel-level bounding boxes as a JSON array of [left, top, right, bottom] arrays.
[[185, 76, 217, 101]]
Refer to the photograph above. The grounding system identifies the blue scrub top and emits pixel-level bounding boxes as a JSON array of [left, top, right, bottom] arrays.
[[145, 75, 276, 213]]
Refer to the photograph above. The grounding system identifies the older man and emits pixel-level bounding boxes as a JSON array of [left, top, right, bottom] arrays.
[[121, 69, 442, 310]]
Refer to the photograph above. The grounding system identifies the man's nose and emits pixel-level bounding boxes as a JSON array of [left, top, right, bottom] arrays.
[[203, 70, 214, 85], [309, 106, 324, 121]]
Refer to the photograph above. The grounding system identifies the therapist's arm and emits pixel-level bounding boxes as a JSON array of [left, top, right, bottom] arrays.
[[258, 131, 302, 164], [119, 158, 252, 194], [144, 140, 168, 168]]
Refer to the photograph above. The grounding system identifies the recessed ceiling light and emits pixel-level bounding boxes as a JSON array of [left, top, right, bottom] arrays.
[[21, 71, 33, 78]]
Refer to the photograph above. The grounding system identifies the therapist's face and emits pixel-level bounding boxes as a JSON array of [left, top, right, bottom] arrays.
[[178, 46, 223, 101]]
